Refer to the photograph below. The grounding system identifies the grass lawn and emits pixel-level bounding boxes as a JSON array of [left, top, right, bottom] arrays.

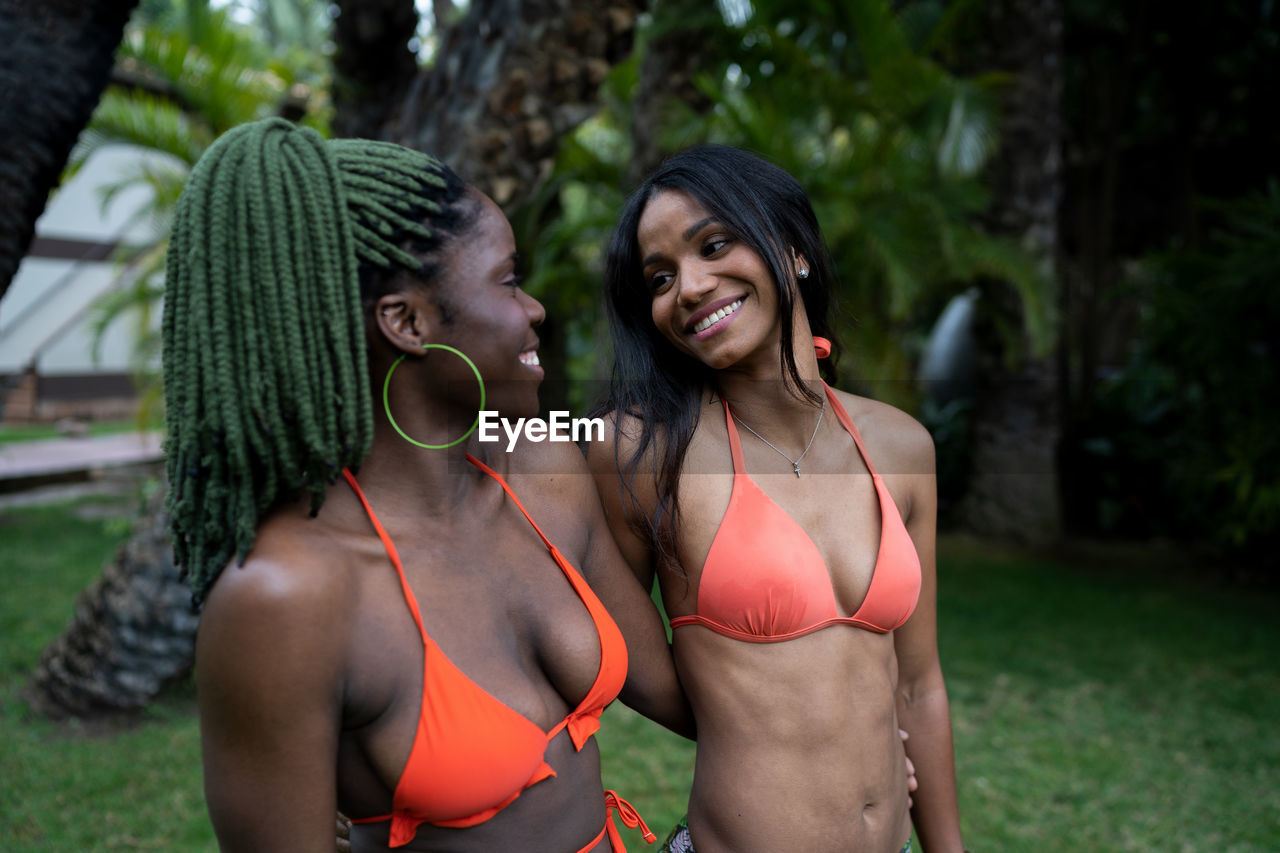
[[2, 495, 1276, 851], [0, 420, 152, 446], [1, 493, 209, 851]]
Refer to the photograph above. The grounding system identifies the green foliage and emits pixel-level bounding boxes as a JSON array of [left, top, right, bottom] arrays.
[[920, 395, 973, 515], [223, 0, 335, 67], [520, 0, 1048, 409], [1, 497, 211, 850], [694, 0, 1049, 396], [73, 91, 213, 176], [1080, 183, 1280, 563], [70, 0, 329, 177], [511, 121, 632, 411]]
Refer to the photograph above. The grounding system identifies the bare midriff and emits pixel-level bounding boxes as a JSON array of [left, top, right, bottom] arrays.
[[673, 624, 912, 853]]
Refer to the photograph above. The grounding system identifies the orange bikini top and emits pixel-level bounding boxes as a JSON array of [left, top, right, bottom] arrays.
[[345, 455, 628, 848], [668, 381, 921, 643]]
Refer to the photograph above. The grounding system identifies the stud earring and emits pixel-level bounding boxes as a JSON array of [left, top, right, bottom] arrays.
[[797, 267, 809, 279]]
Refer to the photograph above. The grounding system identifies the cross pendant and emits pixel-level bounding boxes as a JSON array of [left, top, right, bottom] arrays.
[[793, 463, 801, 477]]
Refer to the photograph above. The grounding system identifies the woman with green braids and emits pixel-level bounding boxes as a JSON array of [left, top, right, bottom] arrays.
[[166, 118, 690, 852]]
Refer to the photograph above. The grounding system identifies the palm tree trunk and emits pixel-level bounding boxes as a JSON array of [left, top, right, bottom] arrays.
[[329, 0, 420, 140], [389, 0, 645, 210], [0, 0, 140, 301], [626, 0, 716, 184], [28, 482, 198, 718], [955, 0, 1065, 542]]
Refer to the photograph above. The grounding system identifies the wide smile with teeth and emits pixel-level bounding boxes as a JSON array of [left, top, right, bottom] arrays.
[[693, 299, 743, 334], [519, 350, 540, 366]]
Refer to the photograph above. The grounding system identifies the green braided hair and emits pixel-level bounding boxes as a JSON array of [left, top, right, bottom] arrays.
[[163, 117, 474, 605]]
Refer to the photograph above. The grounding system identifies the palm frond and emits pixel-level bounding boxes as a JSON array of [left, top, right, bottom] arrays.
[[118, 3, 288, 132], [953, 230, 1056, 354], [87, 242, 167, 365], [84, 90, 211, 167], [935, 83, 1001, 178]]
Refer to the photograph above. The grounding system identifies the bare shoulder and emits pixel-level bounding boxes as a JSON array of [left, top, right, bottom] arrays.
[[493, 436, 602, 515], [583, 410, 662, 518], [830, 387, 935, 477], [194, 503, 354, 831], [584, 410, 648, 476], [197, 505, 359, 648]]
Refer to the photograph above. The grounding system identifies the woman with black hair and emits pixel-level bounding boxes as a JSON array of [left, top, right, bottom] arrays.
[[589, 145, 965, 853], [166, 118, 690, 852]]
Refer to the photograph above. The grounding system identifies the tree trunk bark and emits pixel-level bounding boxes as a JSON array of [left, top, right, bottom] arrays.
[[389, 0, 643, 209], [329, 0, 420, 140], [955, 0, 1065, 543], [333, 0, 646, 209], [0, 0, 140, 302], [28, 482, 198, 719], [626, 0, 716, 185]]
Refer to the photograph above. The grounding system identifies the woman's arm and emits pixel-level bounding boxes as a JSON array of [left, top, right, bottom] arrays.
[[582, 419, 695, 738], [584, 415, 660, 593], [196, 549, 349, 852], [583, 482, 695, 738], [890, 420, 966, 853]]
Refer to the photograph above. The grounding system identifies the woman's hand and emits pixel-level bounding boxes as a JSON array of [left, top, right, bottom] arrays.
[[901, 728, 918, 807], [335, 812, 352, 853]]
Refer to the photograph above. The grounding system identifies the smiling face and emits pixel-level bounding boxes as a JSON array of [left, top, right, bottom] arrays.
[[637, 189, 787, 373], [431, 192, 546, 416]]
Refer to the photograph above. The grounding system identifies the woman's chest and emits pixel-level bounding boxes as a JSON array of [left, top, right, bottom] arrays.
[[342, 509, 606, 737], [669, 463, 887, 617]]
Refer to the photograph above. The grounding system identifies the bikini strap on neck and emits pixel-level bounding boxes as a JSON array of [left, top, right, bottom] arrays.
[[720, 400, 747, 474]]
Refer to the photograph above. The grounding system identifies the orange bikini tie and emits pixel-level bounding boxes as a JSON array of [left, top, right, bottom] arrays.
[[602, 789, 657, 850]]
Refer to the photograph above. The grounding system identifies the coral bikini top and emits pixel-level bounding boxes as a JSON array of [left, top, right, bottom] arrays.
[[669, 373, 921, 643], [345, 455, 628, 848]]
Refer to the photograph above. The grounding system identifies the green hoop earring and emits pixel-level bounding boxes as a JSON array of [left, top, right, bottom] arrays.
[[382, 344, 486, 449]]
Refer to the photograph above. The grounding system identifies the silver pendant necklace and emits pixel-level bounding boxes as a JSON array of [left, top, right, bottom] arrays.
[[731, 397, 825, 477]]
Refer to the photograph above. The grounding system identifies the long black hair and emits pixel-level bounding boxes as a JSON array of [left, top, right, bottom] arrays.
[[600, 144, 840, 574]]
